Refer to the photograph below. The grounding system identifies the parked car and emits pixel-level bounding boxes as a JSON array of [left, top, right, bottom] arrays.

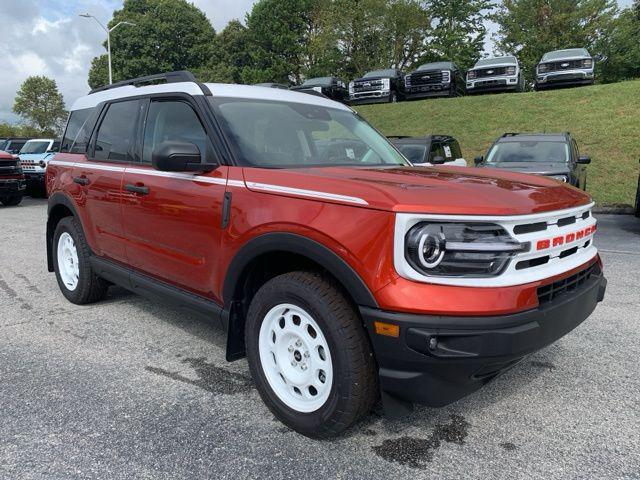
[[404, 62, 465, 99], [290, 76, 349, 103], [0, 149, 26, 206], [389, 135, 466, 167], [635, 160, 640, 218], [535, 48, 595, 90], [18, 138, 59, 196], [349, 69, 405, 104], [0, 137, 31, 155], [466, 56, 525, 94], [47, 71, 605, 438], [255, 82, 289, 90], [475, 132, 590, 189]]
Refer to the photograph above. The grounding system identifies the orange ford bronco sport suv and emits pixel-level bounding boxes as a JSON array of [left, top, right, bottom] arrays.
[[46, 72, 606, 437]]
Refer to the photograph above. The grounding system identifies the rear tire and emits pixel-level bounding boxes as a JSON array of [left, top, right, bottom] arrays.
[[53, 216, 108, 304], [0, 195, 22, 206], [245, 271, 378, 438]]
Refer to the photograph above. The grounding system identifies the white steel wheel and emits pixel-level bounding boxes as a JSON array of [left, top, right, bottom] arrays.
[[57, 232, 79, 291], [258, 303, 333, 413]]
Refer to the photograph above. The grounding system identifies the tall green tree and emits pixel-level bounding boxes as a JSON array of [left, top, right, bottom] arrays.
[[12, 76, 68, 136], [312, 0, 430, 79], [242, 0, 322, 84], [421, 0, 493, 71], [597, 2, 640, 82], [196, 20, 251, 84], [88, 0, 216, 89], [493, 0, 618, 83]]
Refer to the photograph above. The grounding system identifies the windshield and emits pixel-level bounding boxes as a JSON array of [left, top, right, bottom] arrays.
[[211, 98, 409, 168], [486, 141, 569, 164], [475, 57, 516, 67], [20, 141, 51, 154], [542, 49, 589, 61], [302, 77, 332, 86], [363, 69, 396, 78]]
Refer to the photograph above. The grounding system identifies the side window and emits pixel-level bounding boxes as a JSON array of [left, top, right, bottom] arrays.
[[93, 100, 140, 162], [445, 140, 462, 160], [142, 100, 212, 164], [572, 140, 579, 161], [61, 108, 93, 153]]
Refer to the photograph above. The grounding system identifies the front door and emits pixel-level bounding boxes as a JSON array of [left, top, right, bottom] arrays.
[[121, 97, 227, 300]]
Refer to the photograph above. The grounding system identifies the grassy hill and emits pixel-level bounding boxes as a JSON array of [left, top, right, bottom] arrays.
[[357, 79, 640, 207]]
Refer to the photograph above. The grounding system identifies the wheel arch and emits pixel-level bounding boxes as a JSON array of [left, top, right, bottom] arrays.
[[47, 193, 82, 272], [222, 232, 378, 361]]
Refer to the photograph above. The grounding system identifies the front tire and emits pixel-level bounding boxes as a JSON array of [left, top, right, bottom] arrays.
[[53, 216, 108, 304], [245, 271, 378, 438]]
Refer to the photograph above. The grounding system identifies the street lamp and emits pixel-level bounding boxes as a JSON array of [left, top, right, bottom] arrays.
[[79, 13, 136, 85]]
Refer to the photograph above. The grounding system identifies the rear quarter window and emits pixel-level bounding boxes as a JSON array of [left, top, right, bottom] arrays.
[[61, 108, 94, 153]]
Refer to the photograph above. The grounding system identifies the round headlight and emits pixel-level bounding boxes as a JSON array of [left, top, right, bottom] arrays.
[[551, 175, 568, 182], [406, 225, 446, 270]]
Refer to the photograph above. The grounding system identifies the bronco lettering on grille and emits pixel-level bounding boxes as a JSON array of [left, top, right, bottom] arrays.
[[536, 225, 596, 251]]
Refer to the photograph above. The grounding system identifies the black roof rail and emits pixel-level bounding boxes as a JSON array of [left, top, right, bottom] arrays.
[[501, 132, 520, 137], [89, 70, 198, 95], [387, 135, 412, 139]]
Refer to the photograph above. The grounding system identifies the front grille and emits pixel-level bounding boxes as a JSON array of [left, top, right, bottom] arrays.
[[0, 160, 20, 175], [409, 70, 444, 86], [475, 67, 508, 78], [19, 159, 37, 172], [537, 262, 600, 305], [543, 60, 586, 72], [352, 80, 384, 93]]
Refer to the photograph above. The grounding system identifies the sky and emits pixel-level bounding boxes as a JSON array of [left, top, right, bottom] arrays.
[[0, 0, 633, 124]]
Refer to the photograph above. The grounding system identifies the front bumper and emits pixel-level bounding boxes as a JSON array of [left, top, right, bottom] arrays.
[[0, 178, 26, 195], [536, 70, 594, 87], [361, 262, 606, 407], [404, 84, 452, 99], [24, 172, 45, 188]]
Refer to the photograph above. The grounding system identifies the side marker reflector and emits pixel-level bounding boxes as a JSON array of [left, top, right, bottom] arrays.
[[374, 321, 400, 338]]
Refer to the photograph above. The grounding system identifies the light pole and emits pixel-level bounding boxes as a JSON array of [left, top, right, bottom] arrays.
[[79, 13, 136, 85]]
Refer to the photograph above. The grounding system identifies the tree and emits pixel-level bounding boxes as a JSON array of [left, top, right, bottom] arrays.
[[493, 0, 618, 83], [312, 0, 430, 79], [196, 20, 251, 84], [12, 76, 68, 136], [421, 0, 493, 71], [597, 3, 640, 82], [87, 0, 216, 89], [242, 0, 322, 85]]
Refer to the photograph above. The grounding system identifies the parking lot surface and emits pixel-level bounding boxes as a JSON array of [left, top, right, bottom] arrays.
[[1, 198, 639, 480]]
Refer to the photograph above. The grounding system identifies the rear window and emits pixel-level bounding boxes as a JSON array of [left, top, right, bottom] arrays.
[[61, 108, 93, 153]]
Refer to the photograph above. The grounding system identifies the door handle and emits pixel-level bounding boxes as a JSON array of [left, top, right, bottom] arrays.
[[125, 183, 149, 195], [73, 176, 90, 186]]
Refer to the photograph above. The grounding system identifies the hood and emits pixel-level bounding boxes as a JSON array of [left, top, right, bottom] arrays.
[[0, 150, 14, 160], [480, 162, 570, 176], [242, 165, 591, 216]]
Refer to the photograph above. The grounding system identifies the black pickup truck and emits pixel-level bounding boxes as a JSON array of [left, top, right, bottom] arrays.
[[348, 69, 405, 104], [404, 62, 464, 99], [290, 77, 349, 103]]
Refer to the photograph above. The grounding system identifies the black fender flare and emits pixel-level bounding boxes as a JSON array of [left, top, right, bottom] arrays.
[[222, 232, 379, 309], [46, 192, 82, 272]]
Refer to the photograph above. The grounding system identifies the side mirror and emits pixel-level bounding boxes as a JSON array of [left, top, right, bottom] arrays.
[[474, 155, 484, 166], [152, 141, 216, 173], [431, 155, 446, 165], [577, 155, 591, 164]]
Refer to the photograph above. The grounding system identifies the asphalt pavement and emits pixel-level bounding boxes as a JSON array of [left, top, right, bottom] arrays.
[[1, 197, 639, 479]]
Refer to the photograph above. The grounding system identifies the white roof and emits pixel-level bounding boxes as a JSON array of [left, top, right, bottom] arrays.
[[70, 81, 351, 112]]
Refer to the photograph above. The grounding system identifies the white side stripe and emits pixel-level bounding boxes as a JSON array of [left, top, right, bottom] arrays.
[[245, 181, 368, 205], [48, 160, 367, 206]]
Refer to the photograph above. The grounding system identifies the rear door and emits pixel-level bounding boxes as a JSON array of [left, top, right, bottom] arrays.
[[121, 96, 228, 299], [78, 99, 143, 263]]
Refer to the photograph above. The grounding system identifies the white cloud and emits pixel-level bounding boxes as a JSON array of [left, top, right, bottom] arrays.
[[192, 0, 257, 30]]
